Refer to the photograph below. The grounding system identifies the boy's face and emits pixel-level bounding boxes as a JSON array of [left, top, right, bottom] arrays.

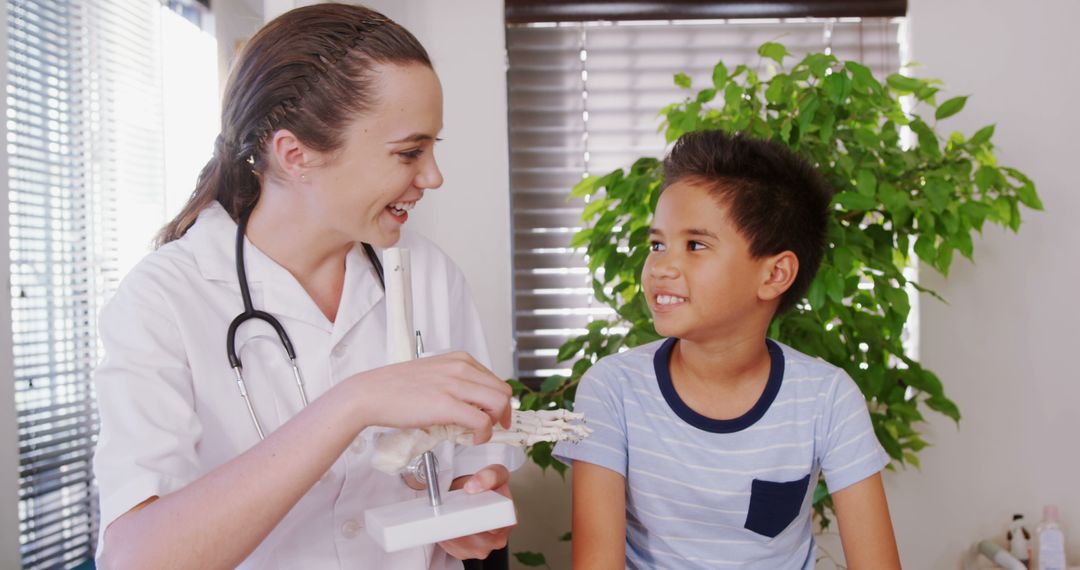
[[643, 181, 781, 342]]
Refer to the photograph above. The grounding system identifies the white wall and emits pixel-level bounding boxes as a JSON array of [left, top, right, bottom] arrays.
[[886, 0, 1080, 568], [210, 0, 263, 92], [359, 0, 515, 379], [348, 3, 564, 567]]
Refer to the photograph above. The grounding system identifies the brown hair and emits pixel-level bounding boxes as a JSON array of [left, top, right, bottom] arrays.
[[155, 3, 431, 246], [662, 130, 833, 314]]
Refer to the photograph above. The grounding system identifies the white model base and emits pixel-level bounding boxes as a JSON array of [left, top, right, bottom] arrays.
[[364, 489, 516, 553]]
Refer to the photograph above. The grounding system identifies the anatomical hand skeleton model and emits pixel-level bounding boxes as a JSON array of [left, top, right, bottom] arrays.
[[372, 409, 592, 474], [364, 247, 590, 552]]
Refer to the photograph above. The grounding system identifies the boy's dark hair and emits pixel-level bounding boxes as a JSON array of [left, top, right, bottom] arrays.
[[661, 130, 833, 314]]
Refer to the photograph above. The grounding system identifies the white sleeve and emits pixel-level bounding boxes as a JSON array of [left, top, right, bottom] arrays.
[[92, 274, 203, 556], [443, 263, 525, 477]]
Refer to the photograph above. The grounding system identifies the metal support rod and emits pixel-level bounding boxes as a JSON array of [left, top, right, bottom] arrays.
[[422, 450, 441, 508]]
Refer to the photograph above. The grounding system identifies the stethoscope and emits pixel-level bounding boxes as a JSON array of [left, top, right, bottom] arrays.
[[226, 208, 385, 440]]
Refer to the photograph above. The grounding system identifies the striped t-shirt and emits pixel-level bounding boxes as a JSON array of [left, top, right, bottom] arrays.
[[553, 337, 889, 569]]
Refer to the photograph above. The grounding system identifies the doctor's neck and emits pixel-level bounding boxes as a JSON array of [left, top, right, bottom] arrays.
[[244, 188, 353, 282]]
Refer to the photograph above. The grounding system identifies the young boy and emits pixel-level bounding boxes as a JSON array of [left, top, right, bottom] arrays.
[[553, 130, 901, 569]]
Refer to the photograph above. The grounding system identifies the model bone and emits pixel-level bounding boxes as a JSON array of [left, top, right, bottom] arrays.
[[372, 409, 592, 474], [377, 248, 591, 474]]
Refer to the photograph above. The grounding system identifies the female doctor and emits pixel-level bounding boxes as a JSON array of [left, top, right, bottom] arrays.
[[92, 4, 522, 569]]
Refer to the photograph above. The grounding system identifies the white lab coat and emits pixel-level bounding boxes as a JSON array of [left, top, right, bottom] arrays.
[[92, 202, 523, 569]]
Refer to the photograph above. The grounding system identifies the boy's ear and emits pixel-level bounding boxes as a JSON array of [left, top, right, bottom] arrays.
[[758, 251, 798, 303], [269, 129, 314, 183]]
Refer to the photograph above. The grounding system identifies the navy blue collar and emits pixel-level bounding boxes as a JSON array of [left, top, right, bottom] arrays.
[[654, 337, 784, 433]]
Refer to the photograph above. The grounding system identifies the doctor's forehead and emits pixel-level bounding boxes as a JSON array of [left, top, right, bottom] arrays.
[[362, 63, 442, 137]]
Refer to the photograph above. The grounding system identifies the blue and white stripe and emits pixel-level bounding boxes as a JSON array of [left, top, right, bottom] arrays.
[[554, 338, 889, 569]]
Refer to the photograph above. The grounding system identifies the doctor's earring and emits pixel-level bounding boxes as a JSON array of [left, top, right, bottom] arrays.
[[299, 172, 308, 182]]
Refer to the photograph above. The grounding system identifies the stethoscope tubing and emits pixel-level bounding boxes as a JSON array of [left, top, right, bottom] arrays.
[[226, 207, 383, 440]]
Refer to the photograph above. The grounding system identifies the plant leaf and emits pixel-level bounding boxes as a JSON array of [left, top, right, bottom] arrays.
[[765, 75, 790, 104], [724, 83, 743, 108], [1016, 181, 1044, 210], [507, 379, 528, 396], [882, 286, 911, 318], [935, 95, 968, 120], [540, 375, 566, 394], [886, 73, 922, 93], [824, 267, 845, 303], [806, 277, 826, 310], [856, 170, 878, 198], [910, 118, 940, 157], [926, 395, 962, 423], [712, 61, 729, 88], [557, 336, 583, 362], [757, 42, 790, 64], [570, 175, 598, 199], [845, 60, 876, 93], [968, 124, 995, 146], [922, 177, 952, 213], [914, 234, 937, 262], [975, 165, 999, 192], [833, 191, 877, 211], [529, 441, 554, 469], [903, 452, 922, 469], [822, 73, 851, 105], [513, 551, 548, 567], [805, 53, 836, 78]]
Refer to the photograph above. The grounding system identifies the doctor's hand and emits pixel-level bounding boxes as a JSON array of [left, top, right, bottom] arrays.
[[347, 351, 512, 442], [439, 464, 516, 561]]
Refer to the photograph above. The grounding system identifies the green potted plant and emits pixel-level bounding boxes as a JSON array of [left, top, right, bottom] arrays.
[[509, 41, 1042, 533]]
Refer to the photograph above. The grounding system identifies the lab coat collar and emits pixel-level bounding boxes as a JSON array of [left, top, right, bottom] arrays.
[[182, 202, 384, 337], [183, 202, 245, 284]]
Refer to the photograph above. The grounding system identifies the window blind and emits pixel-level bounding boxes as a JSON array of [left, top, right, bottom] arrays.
[[6, 0, 167, 567], [507, 18, 902, 383], [506, 0, 908, 23]]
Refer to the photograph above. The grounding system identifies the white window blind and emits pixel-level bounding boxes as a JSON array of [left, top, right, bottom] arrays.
[[507, 18, 902, 383], [5, 1, 210, 567]]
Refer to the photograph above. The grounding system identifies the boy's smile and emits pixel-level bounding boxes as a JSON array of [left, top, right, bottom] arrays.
[[643, 180, 779, 343]]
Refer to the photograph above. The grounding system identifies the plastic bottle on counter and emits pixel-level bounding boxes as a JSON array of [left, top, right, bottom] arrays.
[[1035, 504, 1067, 570]]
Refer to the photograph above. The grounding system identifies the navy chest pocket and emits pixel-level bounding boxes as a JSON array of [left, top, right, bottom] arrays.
[[744, 474, 811, 538]]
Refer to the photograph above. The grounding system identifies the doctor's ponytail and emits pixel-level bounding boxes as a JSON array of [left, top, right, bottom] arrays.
[[155, 3, 431, 246]]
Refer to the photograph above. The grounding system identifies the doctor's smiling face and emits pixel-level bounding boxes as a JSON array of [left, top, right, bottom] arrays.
[[156, 7, 440, 248], [302, 62, 444, 248]]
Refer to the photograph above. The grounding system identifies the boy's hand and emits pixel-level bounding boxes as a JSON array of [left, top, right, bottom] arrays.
[[438, 464, 516, 560]]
